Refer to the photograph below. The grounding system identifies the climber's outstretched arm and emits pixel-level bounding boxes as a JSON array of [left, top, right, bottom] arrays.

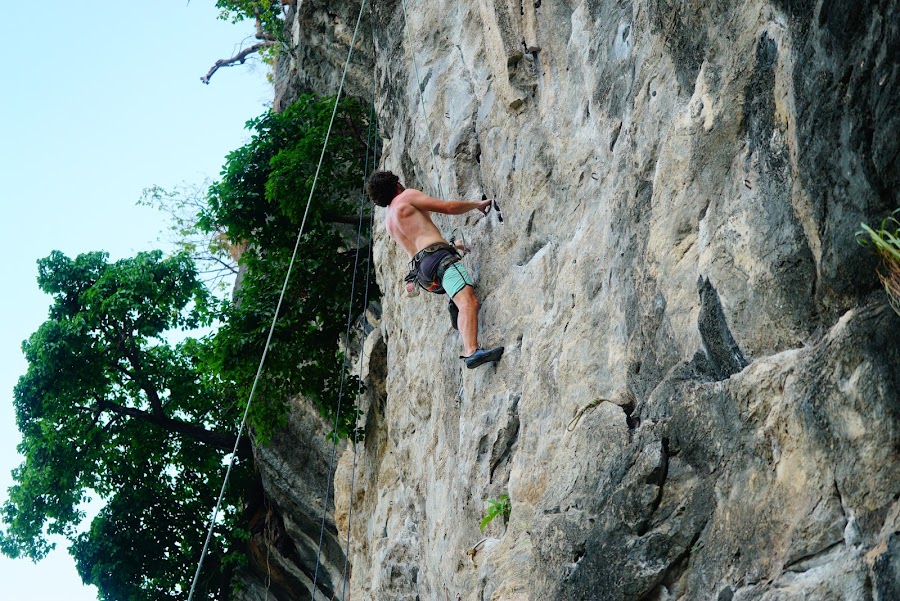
[[405, 189, 492, 216]]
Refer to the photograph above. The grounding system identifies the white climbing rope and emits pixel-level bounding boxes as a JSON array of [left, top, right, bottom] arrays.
[[337, 173, 376, 601], [337, 47, 380, 601], [185, 1, 370, 599], [311, 61, 378, 598]]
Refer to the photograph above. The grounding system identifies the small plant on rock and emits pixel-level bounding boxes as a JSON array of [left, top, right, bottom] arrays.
[[857, 208, 900, 316], [480, 494, 511, 532]]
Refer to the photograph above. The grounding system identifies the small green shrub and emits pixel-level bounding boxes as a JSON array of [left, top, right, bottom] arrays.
[[480, 494, 511, 532], [857, 209, 900, 315]]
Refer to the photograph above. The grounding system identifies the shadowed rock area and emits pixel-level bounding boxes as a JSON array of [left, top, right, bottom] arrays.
[[244, 1, 899, 599]]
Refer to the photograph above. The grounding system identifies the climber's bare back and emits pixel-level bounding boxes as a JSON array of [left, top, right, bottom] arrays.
[[385, 189, 447, 257]]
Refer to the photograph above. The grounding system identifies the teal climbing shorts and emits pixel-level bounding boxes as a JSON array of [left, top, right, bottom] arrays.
[[441, 261, 474, 298]]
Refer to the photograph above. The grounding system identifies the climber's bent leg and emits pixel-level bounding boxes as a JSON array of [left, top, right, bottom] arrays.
[[445, 264, 503, 368], [450, 283, 479, 357]]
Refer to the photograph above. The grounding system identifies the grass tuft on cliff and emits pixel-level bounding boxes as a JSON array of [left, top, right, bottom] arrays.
[[858, 208, 900, 315]]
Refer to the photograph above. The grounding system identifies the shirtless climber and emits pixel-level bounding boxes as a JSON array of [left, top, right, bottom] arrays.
[[365, 170, 504, 369]]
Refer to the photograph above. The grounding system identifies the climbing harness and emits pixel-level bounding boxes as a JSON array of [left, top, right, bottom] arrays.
[[185, 1, 370, 600], [405, 241, 464, 294], [404, 242, 467, 331]]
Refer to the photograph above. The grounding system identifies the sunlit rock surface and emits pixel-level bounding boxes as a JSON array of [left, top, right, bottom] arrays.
[[249, 1, 899, 599]]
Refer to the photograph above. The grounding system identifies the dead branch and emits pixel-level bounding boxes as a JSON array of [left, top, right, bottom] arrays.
[[201, 40, 275, 84], [201, 7, 280, 84]]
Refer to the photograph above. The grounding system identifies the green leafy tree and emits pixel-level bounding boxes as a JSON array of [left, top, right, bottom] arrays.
[[201, 94, 376, 442], [1, 250, 251, 600], [2, 92, 376, 600], [215, 0, 284, 38]]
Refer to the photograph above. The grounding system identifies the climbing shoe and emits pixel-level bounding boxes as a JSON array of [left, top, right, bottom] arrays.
[[461, 346, 504, 369]]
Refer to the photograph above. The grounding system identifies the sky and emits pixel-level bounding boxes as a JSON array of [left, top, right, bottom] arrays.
[[0, 3, 272, 599]]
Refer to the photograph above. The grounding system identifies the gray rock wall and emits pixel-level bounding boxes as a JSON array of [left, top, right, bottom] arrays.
[[258, 1, 899, 599], [234, 400, 347, 601]]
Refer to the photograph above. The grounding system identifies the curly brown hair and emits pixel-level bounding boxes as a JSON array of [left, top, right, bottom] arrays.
[[366, 171, 401, 207]]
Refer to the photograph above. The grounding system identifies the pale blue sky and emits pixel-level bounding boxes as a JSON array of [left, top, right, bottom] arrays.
[[1, 2, 272, 598]]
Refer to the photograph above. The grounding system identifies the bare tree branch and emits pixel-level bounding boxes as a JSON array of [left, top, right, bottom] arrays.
[[96, 398, 251, 456], [201, 40, 274, 85], [202, 9, 277, 85]]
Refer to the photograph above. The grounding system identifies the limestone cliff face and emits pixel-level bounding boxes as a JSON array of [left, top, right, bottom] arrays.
[[249, 1, 899, 599]]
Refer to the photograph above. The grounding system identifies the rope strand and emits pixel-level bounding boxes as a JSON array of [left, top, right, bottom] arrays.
[[310, 48, 376, 597], [339, 63, 380, 601], [186, 1, 370, 598]]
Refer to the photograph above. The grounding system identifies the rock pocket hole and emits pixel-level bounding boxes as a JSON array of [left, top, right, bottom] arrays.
[[622, 398, 638, 430], [573, 542, 586, 564]]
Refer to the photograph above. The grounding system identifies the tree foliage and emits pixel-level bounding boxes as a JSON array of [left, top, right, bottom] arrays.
[[201, 94, 376, 442], [215, 0, 284, 39], [1, 250, 251, 599]]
